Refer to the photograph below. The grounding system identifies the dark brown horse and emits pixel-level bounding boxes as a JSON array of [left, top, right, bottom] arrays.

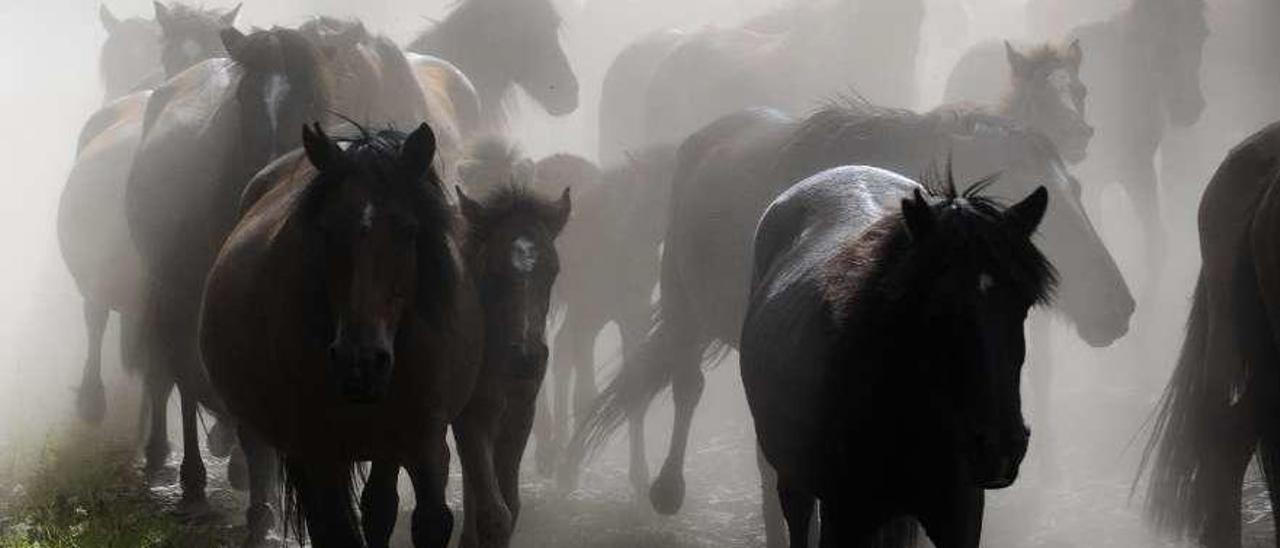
[[64, 1, 238, 428], [97, 4, 161, 102], [564, 103, 1130, 523], [743, 166, 1054, 547], [1143, 121, 1280, 548], [125, 26, 330, 509], [452, 181, 569, 548], [202, 123, 477, 547], [597, 0, 925, 164], [406, 0, 578, 130]]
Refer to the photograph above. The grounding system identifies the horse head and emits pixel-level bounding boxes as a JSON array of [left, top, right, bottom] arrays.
[[98, 5, 161, 99], [300, 123, 453, 404], [1004, 40, 1094, 164], [153, 1, 240, 77], [457, 182, 569, 379], [887, 180, 1054, 488]]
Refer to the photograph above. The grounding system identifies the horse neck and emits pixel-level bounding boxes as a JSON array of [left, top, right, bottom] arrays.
[[412, 14, 510, 113]]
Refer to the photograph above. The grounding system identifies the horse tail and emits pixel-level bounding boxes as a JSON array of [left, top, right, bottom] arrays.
[[280, 458, 364, 544], [1140, 273, 1213, 536], [560, 315, 675, 475]]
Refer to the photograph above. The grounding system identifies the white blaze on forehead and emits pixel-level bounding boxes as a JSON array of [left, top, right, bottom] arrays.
[[1048, 69, 1079, 115], [978, 272, 995, 293], [511, 237, 537, 273], [263, 74, 291, 139], [361, 202, 375, 229]]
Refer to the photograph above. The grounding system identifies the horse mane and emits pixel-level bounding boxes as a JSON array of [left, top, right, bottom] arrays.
[[820, 165, 1057, 332], [782, 95, 1064, 182]]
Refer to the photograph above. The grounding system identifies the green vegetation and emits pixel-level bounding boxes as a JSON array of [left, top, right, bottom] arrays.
[[0, 432, 235, 548]]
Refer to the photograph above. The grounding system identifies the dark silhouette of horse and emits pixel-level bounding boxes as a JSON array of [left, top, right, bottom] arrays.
[[201, 123, 476, 547], [596, 0, 925, 164], [945, 40, 1092, 164], [564, 103, 1131, 521], [1142, 121, 1280, 548], [406, 0, 578, 129], [946, 0, 1207, 299], [452, 181, 569, 548], [743, 165, 1055, 547], [298, 17, 428, 132], [97, 4, 160, 102], [64, 2, 238, 427], [124, 26, 331, 509], [527, 147, 679, 477]]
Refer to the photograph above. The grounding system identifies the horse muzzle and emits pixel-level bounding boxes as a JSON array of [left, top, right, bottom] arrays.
[[970, 430, 1029, 490], [329, 343, 394, 404]]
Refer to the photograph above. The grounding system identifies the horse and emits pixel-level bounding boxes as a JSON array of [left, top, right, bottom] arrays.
[[564, 103, 1132, 525], [201, 122, 477, 547], [946, 0, 1207, 300], [596, 0, 925, 164], [63, 1, 238, 427], [523, 147, 678, 476], [742, 165, 1055, 547], [405, 53, 482, 143], [97, 4, 161, 102], [406, 0, 578, 130], [1142, 121, 1280, 548], [944, 40, 1093, 165], [450, 180, 569, 548], [124, 26, 330, 509]]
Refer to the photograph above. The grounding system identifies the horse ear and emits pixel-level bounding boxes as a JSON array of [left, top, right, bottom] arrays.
[[1005, 41, 1032, 78], [401, 123, 438, 182], [220, 27, 247, 57], [153, 2, 171, 27], [901, 188, 934, 241], [550, 187, 572, 235], [455, 186, 483, 224], [337, 22, 366, 49], [1005, 186, 1049, 238], [302, 123, 344, 173], [220, 3, 242, 27], [1065, 39, 1083, 71], [99, 5, 120, 33]]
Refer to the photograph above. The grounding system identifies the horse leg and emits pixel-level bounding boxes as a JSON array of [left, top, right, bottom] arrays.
[[917, 485, 984, 548], [406, 423, 455, 548], [1121, 156, 1165, 302], [1027, 312, 1058, 484], [757, 445, 786, 548], [648, 321, 704, 515], [208, 417, 236, 459], [177, 385, 208, 512], [289, 457, 364, 548], [76, 300, 109, 424], [495, 380, 541, 529], [143, 366, 172, 476], [238, 424, 277, 548], [532, 377, 555, 477], [455, 399, 512, 548], [361, 460, 401, 548]]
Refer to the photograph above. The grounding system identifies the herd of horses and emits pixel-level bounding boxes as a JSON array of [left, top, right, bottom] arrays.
[[47, 0, 1280, 546]]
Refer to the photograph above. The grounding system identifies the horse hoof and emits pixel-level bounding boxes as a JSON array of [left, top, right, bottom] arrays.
[[243, 503, 276, 547], [76, 379, 106, 425], [648, 472, 685, 515], [175, 494, 211, 517], [228, 448, 249, 491], [208, 420, 235, 458]]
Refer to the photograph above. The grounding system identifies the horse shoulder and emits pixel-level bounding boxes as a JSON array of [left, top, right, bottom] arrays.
[[239, 149, 308, 216]]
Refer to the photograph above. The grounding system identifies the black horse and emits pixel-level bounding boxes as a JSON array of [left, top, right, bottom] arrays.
[[563, 102, 1130, 525], [743, 165, 1054, 547], [1143, 121, 1280, 548]]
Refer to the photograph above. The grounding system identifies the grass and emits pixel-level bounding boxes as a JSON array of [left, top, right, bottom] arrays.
[[0, 430, 236, 548]]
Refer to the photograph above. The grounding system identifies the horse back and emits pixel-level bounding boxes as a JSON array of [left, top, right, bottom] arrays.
[[77, 90, 151, 154]]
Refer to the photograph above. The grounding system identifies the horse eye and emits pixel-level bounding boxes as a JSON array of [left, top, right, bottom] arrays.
[[978, 273, 995, 293]]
